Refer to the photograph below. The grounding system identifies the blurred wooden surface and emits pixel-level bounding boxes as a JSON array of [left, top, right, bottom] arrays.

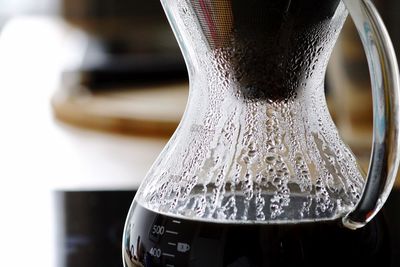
[[52, 82, 188, 137]]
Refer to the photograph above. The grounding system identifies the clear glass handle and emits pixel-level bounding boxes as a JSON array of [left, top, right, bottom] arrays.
[[342, 0, 400, 230]]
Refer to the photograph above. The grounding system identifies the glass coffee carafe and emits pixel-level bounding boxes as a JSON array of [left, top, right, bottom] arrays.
[[123, 0, 400, 266]]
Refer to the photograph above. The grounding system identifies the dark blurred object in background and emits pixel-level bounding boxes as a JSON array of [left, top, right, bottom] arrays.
[[55, 191, 136, 267], [62, 0, 178, 56], [377, 0, 400, 60], [61, 0, 187, 90]]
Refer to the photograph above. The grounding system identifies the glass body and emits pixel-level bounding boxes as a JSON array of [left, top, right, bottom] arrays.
[[123, 0, 400, 266]]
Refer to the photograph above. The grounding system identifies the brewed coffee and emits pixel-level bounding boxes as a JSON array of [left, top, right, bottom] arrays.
[[124, 202, 390, 267]]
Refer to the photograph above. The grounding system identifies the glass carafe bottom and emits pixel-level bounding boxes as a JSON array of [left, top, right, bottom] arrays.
[[123, 201, 390, 267]]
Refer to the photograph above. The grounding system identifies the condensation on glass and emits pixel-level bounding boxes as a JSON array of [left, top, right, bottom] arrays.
[[128, 0, 399, 230]]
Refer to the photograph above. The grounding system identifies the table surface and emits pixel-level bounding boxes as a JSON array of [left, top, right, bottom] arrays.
[[1, 16, 400, 267]]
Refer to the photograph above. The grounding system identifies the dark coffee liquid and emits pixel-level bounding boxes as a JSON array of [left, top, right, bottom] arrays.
[[123, 202, 391, 267]]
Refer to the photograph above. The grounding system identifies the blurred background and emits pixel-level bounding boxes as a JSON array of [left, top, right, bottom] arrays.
[[0, 1, 399, 267]]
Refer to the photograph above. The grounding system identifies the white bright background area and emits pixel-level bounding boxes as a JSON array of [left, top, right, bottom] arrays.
[[0, 16, 167, 266]]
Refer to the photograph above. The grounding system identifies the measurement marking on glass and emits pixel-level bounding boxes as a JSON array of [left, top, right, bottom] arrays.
[[172, 220, 181, 224], [162, 252, 175, 258], [166, 230, 178, 235], [168, 242, 176, 246]]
